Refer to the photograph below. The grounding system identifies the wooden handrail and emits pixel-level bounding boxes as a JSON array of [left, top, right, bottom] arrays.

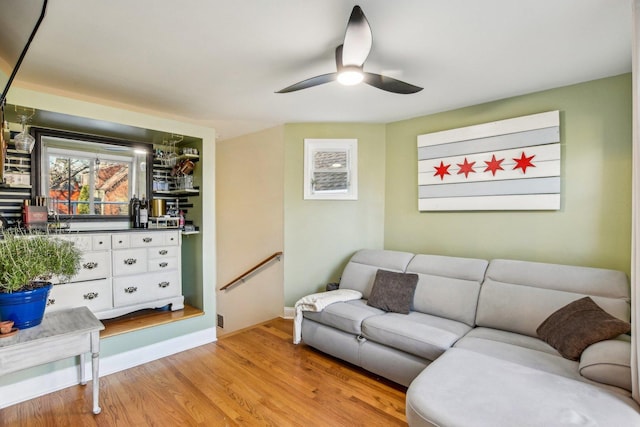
[[219, 251, 283, 291]]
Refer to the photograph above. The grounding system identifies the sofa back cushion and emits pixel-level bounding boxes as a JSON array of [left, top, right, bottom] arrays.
[[406, 254, 489, 327], [476, 259, 630, 337], [339, 249, 415, 299]]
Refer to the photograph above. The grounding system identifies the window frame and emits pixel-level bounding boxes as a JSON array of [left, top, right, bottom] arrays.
[[303, 138, 358, 200], [32, 128, 153, 222]]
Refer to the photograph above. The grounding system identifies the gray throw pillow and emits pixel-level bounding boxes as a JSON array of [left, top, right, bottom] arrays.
[[536, 296, 631, 361], [367, 269, 418, 314]]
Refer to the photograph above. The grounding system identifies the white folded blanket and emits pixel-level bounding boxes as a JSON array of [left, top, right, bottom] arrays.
[[293, 289, 362, 344]]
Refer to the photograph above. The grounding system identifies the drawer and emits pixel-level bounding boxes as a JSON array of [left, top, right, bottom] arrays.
[[56, 234, 110, 251], [73, 251, 111, 282], [92, 234, 111, 250], [148, 256, 178, 272], [112, 234, 130, 249], [113, 270, 180, 307], [163, 231, 180, 246], [46, 279, 113, 313], [148, 245, 179, 259], [112, 248, 148, 276], [130, 233, 164, 248], [57, 235, 92, 251]]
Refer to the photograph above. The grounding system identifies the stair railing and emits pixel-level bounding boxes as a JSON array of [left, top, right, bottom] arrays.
[[218, 251, 283, 291]]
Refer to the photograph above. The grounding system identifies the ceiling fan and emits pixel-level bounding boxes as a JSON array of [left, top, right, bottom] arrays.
[[276, 5, 423, 95]]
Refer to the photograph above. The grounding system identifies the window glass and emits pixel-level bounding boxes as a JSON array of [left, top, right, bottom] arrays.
[[304, 139, 357, 200], [38, 133, 150, 218], [47, 151, 130, 215]]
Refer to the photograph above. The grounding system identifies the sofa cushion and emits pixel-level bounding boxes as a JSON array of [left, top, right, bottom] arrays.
[[339, 249, 415, 299], [366, 269, 418, 314], [459, 327, 560, 356], [537, 297, 631, 361], [405, 254, 488, 326], [303, 299, 383, 335], [454, 331, 584, 381], [406, 348, 640, 427], [476, 259, 630, 337], [484, 259, 630, 297], [579, 338, 632, 392], [361, 311, 471, 361]]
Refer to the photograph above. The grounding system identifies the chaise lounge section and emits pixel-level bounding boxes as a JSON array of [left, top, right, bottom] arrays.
[[298, 249, 640, 426]]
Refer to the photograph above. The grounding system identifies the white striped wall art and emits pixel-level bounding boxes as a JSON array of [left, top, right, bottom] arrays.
[[417, 111, 560, 211]]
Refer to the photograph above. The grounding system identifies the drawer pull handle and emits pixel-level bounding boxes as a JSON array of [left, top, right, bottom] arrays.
[[159, 262, 168, 268], [84, 292, 99, 300], [98, 241, 103, 245], [158, 281, 170, 288], [124, 258, 137, 265], [159, 250, 168, 255], [83, 261, 98, 270], [143, 237, 153, 243], [47, 298, 55, 306], [124, 286, 138, 294], [118, 240, 123, 244]]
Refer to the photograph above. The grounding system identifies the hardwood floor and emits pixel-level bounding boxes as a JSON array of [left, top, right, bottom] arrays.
[[2, 318, 407, 426]]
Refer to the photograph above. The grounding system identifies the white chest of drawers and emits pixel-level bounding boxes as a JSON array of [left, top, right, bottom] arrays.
[[47, 230, 184, 320]]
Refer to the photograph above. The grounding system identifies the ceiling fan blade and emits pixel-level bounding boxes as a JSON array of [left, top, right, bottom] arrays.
[[342, 6, 372, 67], [363, 72, 423, 94], [276, 73, 337, 93]]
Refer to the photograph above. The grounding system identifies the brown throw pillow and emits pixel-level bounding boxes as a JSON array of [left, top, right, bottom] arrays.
[[536, 297, 631, 361], [367, 269, 418, 314]]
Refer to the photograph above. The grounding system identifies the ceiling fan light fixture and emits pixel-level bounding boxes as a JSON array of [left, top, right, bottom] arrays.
[[337, 67, 364, 86], [276, 6, 422, 94]]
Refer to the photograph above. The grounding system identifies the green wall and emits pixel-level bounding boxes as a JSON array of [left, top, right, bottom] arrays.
[[283, 123, 386, 305], [385, 74, 632, 274]]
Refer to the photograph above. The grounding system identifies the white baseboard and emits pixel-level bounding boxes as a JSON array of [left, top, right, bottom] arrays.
[[283, 306, 295, 319], [0, 327, 217, 409]]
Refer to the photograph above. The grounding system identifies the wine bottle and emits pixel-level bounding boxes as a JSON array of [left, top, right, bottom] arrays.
[[140, 196, 148, 229], [129, 195, 137, 228], [132, 196, 141, 229]]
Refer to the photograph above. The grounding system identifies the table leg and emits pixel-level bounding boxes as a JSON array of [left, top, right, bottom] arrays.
[[79, 353, 86, 385], [90, 331, 101, 415]]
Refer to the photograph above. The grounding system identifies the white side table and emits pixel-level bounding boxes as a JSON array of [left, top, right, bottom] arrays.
[[0, 306, 104, 414]]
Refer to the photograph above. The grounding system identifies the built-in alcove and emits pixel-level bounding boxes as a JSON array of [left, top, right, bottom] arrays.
[[1, 103, 205, 333]]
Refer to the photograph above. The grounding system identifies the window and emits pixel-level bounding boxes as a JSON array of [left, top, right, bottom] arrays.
[[35, 129, 152, 219], [304, 139, 357, 200], [45, 147, 131, 216]]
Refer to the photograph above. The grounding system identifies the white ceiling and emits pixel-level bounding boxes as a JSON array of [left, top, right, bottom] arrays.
[[1, 0, 632, 140]]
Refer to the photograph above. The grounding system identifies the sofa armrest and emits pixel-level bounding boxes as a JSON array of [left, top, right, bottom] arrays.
[[579, 336, 632, 392]]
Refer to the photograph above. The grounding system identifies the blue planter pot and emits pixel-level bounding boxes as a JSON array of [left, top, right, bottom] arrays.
[[0, 283, 53, 329]]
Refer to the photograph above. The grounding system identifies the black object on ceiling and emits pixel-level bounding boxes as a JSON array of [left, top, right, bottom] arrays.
[[276, 5, 422, 95], [0, 0, 48, 107]]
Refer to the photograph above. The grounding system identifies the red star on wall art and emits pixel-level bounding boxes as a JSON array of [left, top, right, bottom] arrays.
[[513, 152, 536, 173], [433, 161, 451, 180], [457, 158, 476, 178], [484, 154, 504, 176]]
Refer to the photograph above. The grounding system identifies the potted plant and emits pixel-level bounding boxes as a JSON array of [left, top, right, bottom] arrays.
[[0, 229, 82, 329]]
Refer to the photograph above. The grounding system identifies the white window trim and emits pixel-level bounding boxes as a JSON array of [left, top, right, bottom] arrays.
[[303, 138, 358, 200]]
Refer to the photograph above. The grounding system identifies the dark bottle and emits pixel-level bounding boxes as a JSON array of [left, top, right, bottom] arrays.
[[131, 195, 141, 229], [140, 196, 149, 229], [129, 195, 136, 227]]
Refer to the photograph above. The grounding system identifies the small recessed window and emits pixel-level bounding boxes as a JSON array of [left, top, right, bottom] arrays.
[[304, 139, 357, 200]]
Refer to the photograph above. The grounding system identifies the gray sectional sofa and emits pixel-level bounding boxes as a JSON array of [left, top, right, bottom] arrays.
[[299, 249, 640, 426]]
